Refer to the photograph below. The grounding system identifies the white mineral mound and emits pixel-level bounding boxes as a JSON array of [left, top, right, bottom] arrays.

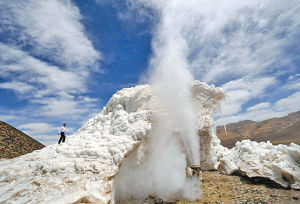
[[218, 140, 300, 189], [0, 81, 299, 204], [0, 81, 225, 204]]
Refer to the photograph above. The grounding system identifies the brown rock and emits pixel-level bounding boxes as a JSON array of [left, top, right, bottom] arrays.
[[217, 111, 300, 148], [0, 121, 45, 159]]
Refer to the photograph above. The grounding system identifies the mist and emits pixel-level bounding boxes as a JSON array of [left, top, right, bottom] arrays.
[[113, 0, 202, 201]]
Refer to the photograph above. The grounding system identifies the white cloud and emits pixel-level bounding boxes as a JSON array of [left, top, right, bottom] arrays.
[[0, 114, 18, 122], [34, 135, 59, 141], [0, 0, 102, 119], [0, 43, 100, 118], [275, 92, 300, 112], [215, 109, 287, 126], [18, 122, 76, 139], [129, 0, 299, 82], [25, 134, 61, 146], [216, 92, 300, 125], [128, 0, 300, 124], [185, 1, 299, 83], [285, 82, 300, 91], [15, 121, 77, 146], [0, 81, 34, 93], [0, 0, 101, 69], [220, 77, 276, 116], [18, 123, 58, 135], [247, 102, 270, 112], [285, 75, 300, 90], [0, 0, 102, 145], [34, 97, 92, 117], [0, 41, 86, 97], [222, 77, 276, 96]]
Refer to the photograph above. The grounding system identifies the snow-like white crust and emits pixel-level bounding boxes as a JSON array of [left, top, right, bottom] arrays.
[[0, 81, 225, 203], [192, 82, 300, 190], [0, 85, 152, 204], [111, 81, 225, 201], [191, 81, 227, 170], [1, 80, 298, 204], [218, 140, 300, 189]]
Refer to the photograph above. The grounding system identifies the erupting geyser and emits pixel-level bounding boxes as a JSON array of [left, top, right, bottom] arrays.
[[0, 80, 225, 203], [0, 81, 299, 203]]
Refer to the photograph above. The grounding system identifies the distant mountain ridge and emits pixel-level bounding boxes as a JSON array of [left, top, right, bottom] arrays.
[[0, 121, 45, 159], [217, 111, 300, 148]]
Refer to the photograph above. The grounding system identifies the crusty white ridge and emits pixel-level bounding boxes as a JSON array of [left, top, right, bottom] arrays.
[[112, 81, 225, 201], [0, 81, 299, 204], [0, 81, 224, 203], [0, 84, 153, 203], [218, 140, 300, 189]]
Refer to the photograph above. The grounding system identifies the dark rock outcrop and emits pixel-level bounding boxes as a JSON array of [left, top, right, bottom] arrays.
[[0, 121, 45, 159]]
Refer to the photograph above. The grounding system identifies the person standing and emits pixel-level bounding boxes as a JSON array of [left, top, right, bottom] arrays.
[[58, 123, 68, 144]]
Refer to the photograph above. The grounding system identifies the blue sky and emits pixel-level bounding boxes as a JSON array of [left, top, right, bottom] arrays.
[[0, 0, 299, 145]]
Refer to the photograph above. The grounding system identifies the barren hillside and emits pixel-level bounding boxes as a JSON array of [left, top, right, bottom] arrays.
[[217, 111, 300, 148], [0, 121, 45, 159]]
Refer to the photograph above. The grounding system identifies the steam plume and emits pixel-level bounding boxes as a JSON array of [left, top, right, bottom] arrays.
[[114, 0, 202, 201]]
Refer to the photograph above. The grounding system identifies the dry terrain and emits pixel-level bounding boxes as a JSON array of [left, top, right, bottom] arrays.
[[217, 111, 300, 148], [122, 171, 300, 204], [0, 121, 45, 159]]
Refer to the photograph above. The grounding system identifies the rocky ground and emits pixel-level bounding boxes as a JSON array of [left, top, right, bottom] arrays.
[[0, 121, 45, 159], [121, 171, 300, 204]]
